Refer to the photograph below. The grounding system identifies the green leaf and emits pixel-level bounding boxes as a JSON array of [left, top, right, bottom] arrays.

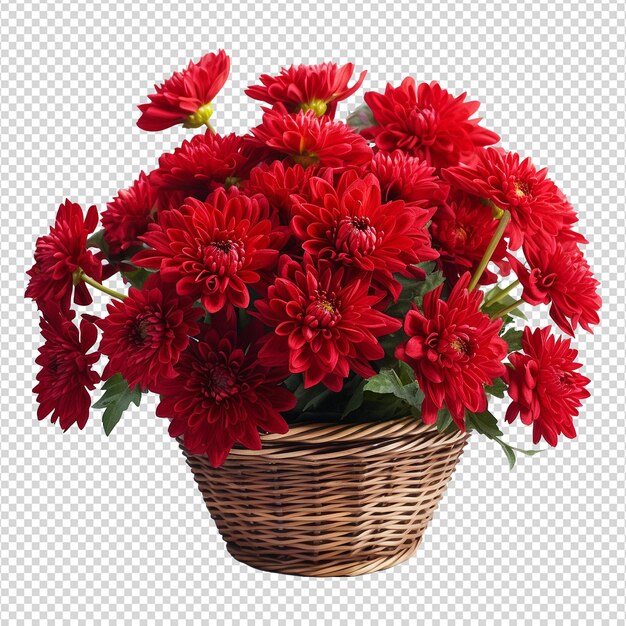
[[93, 373, 142, 436], [363, 366, 424, 410], [495, 439, 517, 469], [122, 267, 152, 289], [346, 103, 376, 131], [386, 267, 445, 318], [483, 295, 527, 320], [466, 410, 503, 438], [435, 408, 455, 433], [502, 327, 523, 353], [485, 377, 507, 398], [341, 380, 366, 418]]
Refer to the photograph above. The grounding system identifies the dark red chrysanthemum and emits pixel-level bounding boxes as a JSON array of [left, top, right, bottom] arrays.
[[431, 190, 508, 286], [150, 132, 252, 206], [133, 189, 278, 314], [101, 172, 160, 255], [98, 275, 202, 391], [245, 62, 366, 118], [291, 170, 437, 276], [248, 109, 373, 169], [362, 79, 500, 169], [395, 273, 508, 429], [443, 148, 577, 250], [137, 50, 230, 131], [504, 326, 590, 446], [254, 256, 401, 391], [243, 160, 317, 224], [367, 150, 449, 209], [26, 200, 103, 311], [509, 236, 601, 336], [156, 322, 295, 467], [34, 305, 101, 431]]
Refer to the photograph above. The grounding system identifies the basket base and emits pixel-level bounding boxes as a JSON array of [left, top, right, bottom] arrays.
[[225, 540, 421, 577]]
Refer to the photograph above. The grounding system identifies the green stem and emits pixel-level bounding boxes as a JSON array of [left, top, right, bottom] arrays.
[[484, 279, 520, 306], [205, 120, 216, 134], [491, 298, 524, 320], [468, 210, 511, 291], [79, 271, 126, 300]]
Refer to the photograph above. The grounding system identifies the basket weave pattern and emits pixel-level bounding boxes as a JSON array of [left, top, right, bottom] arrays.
[[180, 417, 470, 576]]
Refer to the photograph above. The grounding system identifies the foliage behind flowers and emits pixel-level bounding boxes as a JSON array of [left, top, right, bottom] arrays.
[[25, 52, 601, 467]]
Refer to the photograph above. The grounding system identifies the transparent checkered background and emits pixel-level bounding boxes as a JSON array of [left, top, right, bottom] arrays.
[[1, 1, 624, 624]]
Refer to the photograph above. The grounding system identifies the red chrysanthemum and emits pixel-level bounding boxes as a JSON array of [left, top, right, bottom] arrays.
[[245, 62, 366, 118], [362, 79, 500, 169], [33, 305, 101, 431], [101, 172, 160, 256], [504, 326, 590, 446], [26, 199, 103, 311], [291, 170, 437, 276], [443, 148, 577, 250], [98, 275, 202, 391], [366, 150, 449, 209], [431, 190, 508, 286], [150, 132, 253, 207], [133, 189, 278, 313], [243, 160, 317, 224], [137, 50, 230, 131], [509, 237, 601, 336], [395, 273, 508, 429], [254, 256, 402, 391], [156, 322, 295, 467], [248, 109, 373, 169]]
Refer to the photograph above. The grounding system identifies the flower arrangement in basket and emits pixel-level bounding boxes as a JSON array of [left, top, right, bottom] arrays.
[[26, 51, 601, 576]]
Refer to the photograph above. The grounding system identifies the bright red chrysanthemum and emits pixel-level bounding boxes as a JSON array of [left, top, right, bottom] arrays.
[[431, 190, 508, 286], [509, 236, 601, 336], [291, 171, 437, 276], [156, 322, 295, 467], [395, 273, 508, 429], [26, 200, 103, 311], [243, 160, 317, 224], [366, 150, 449, 209], [150, 132, 253, 206], [137, 50, 230, 131], [362, 79, 500, 169], [98, 275, 203, 391], [101, 172, 160, 256], [254, 256, 402, 391], [443, 148, 577, 250], [248, 109, 373, 169], [504, 326, 590, 446], [245, 62, 366, 118], [133, 189, 278, 314], [34, 305, 101, 431]]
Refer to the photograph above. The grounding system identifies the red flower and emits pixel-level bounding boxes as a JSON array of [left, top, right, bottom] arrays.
[[367, 150, 449, 209], [509, 237, 601, 336], [443, 148, 577, 250], [133, 189, 278, 313], [254, 257, 402, 391], [244, 160, 316, 224], [504, 327, 590, 446], [26, 200, 103, 311], [98, 275, 202, 391], [395, 273, 508, 429], [431, 190, 508, 286], [362, 79, 499, 169], [34, 305, 100, 431], [137, 50, 230, 131], [101, 172, 160, 255], [150, 132, 252, 205], [156, 322, 295, 467], [245, 62, 366, 118], [291, 170, 437, 275], [248, 109, 372, 168]]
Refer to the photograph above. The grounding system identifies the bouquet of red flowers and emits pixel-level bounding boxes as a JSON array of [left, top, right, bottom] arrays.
[[26, 51, 600, 468]]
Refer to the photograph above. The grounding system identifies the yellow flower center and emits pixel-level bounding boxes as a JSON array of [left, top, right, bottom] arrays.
[[183, 102, 214, 128], [299, 98, 328, 116]]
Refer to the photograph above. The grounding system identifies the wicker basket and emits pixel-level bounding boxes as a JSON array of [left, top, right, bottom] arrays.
[[180, 417, 470, 577]]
